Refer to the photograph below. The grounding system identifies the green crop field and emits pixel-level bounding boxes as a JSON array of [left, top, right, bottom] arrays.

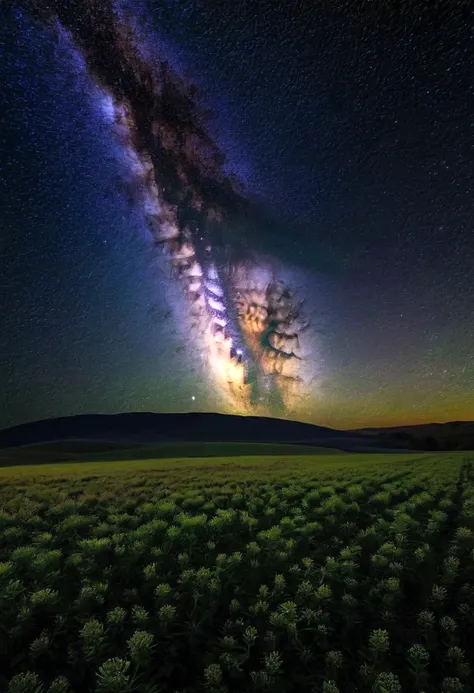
[[1, 451, 473, 693]]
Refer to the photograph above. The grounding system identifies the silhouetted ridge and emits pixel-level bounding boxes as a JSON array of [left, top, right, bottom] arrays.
[[0, 412, 355, 449]]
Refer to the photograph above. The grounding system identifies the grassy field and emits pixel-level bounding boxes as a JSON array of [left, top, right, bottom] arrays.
[[1, 451, 473, 693], [0, 441, 341, 468]]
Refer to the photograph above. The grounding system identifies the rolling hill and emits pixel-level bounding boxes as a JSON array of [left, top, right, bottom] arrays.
[[355, 420, 474, 451], [0, 412, 411, 455]]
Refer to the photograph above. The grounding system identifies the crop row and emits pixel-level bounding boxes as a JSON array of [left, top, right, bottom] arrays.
[[0, 454, 472, 693]]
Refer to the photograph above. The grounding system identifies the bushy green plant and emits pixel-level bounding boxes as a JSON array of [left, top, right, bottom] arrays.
[[8, 672, 44, 693], [0, 452, 471, 693]]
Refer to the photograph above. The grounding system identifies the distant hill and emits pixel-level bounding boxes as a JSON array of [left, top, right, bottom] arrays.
[[0, 412, 411, 453], [355, 421, 474, 451]]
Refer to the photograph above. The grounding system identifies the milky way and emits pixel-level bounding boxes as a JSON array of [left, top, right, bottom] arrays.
[[3, 0, 472, 430], [19, 0, 320, 416]]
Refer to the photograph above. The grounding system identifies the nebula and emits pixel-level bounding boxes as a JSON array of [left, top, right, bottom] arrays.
[[21, 0, 320, 416]]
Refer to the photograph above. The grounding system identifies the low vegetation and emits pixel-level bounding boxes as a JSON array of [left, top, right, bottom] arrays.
[[0, 452, 473, 693], [0, 442, 339, 468]]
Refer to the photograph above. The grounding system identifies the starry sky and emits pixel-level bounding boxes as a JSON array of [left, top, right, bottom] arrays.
[[0, 0, 473, 431]]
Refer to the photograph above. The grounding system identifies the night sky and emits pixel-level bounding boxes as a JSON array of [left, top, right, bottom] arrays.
[[0, 0, 473, 431]]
